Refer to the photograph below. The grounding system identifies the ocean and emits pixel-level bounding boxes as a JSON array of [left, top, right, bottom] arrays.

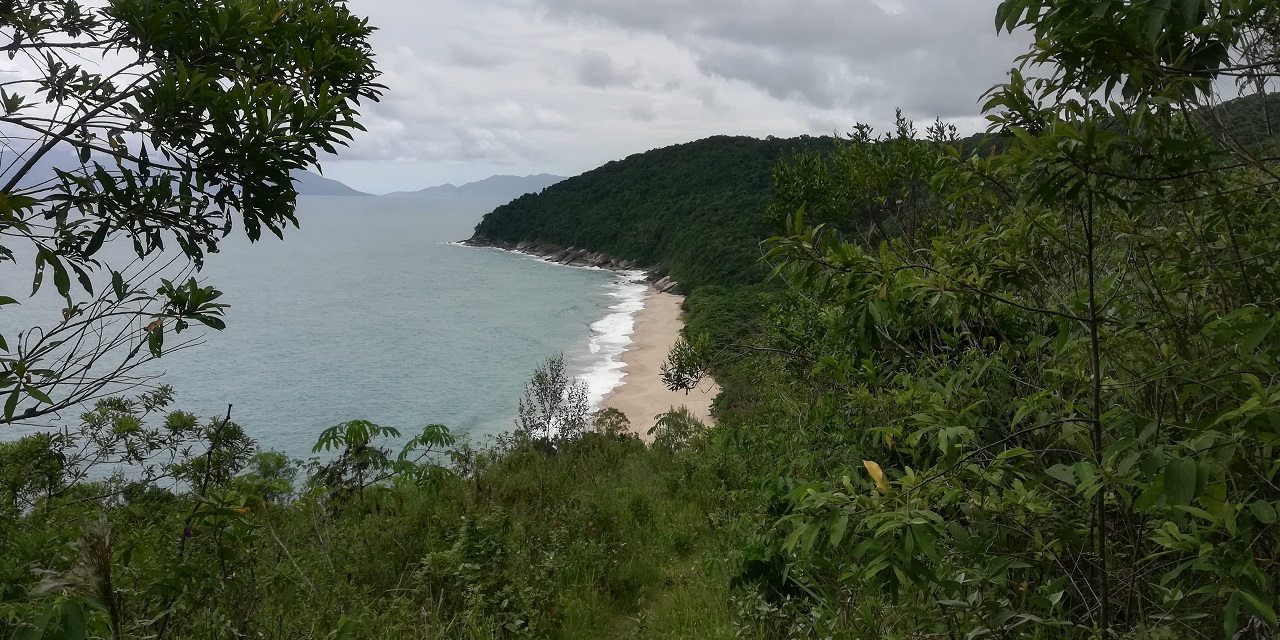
[[1, 196, 647, 460]]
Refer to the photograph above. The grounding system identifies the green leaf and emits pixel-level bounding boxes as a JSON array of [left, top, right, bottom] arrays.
[[32, 251, 45, 296], [327, 617, 355, 640], [4, 388, 19, 420], [25, 386, 52, 405], [52, 259, 70, 298], [1053, 320, 1071, 354], [1104, 437, 1138, 461], [84, 221, 110, 257], [72, 263, 92, 296], [0, 296, 17, 306], [1242, 321, 1274, 354], [148, 326, 164, 357], [1172, 505, 1216, 521], [1225, 592, 1240, 638], [1173, 0, 1200, 25], [1250, 500, 1278, 524], [61, 599, 88, 640], [12, 603, 54, 640], [1046, 464, 1076, 485], [1135, 476, 1165, 511], [800, 519, 821, 554], [1238, 588, 1278, 627], [829, 513, 849, 548], [111, 271, 126, 301], [1164, 458, 1197, 506]]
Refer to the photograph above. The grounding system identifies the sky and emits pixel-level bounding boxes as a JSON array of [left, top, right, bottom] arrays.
[[320, 0, 1037, 194], [6, 0, 1034, 195], [328, 0, 1034, 194]]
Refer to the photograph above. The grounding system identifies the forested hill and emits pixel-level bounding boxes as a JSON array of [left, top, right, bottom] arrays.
[[469, 135, 830, 289], [1206, 90, 1280, 150]]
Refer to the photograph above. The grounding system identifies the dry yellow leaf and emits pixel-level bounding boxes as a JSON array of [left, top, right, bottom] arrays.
[[863, 460, 888, 493]]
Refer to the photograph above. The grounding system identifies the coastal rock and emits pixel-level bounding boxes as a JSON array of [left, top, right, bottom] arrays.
[[651, 276, 681, 294], [565, 248, 591, 266], [463, 235, 682, 291]]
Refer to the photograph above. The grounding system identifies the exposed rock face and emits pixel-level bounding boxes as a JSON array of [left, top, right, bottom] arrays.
[[650, 276, 679, 294], [462, 235, 680, 293]]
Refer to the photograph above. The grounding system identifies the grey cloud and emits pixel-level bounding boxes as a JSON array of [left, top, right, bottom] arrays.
[[304, 0, 1038, 192], [450, 42, 513, 69], [692, 45, 881, 110], [576, 49, 640, 88], [538, 0, 691, 32], [535, 0, 1029, 118], [629, 103, 657, 122]]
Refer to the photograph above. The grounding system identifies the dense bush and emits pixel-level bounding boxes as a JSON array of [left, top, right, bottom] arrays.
[[0, 370, 729, 639]]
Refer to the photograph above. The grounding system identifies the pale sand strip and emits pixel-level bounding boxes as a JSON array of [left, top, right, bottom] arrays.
[[602, 287, 720, 443]]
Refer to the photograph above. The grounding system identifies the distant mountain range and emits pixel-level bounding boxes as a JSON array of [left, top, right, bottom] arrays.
[[291, 170, 566, 201], [291, 169, 373, 196], [383, 174, 566, 200]]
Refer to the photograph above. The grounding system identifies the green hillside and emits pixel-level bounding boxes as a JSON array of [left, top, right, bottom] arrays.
[[471, 135, 829, 288], [1202, 90, 1280, 151]]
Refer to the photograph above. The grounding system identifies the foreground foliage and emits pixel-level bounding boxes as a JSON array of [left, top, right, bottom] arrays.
[[0, 0, 382, 424], [663, 1, 1280, 637], [0, 390, 730, 639]]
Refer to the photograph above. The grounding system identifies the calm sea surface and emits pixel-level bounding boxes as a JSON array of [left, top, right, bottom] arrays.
[[2, 197, 645, 460]]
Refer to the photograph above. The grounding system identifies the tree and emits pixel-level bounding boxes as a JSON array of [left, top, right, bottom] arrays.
[[515, 354, 589, 448], [0, 0, 382, 424], [735, 1, 1280, 637], [310, 420, 455, 503]]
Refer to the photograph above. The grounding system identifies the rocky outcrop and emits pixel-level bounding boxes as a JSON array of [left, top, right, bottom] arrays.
[[462, 235, 682, 293], [650, 276, 680, 294]]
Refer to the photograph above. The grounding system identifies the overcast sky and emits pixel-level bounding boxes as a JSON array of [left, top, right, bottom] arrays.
[[318, 0, 1033, 193]]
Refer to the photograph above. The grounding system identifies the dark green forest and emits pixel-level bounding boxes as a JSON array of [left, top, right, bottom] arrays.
[[471, 135, 829, 289], [5, 0, 1280, 639]]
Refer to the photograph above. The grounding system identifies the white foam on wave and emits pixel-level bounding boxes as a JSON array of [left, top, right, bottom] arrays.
[[577, 271, 648, 407], [457, 242, 649, 410]]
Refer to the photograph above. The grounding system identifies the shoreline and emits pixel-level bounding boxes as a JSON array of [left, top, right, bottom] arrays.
[[602, 287, 718, 443], [457, 239, 716, 441], [460, 236, 683, 294]]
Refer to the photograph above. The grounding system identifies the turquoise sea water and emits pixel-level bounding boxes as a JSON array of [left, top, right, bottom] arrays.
[[1, 197, 645, 460]]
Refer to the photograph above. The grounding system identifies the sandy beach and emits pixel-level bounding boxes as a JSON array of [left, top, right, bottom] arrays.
[[602, 287, 719, 443]]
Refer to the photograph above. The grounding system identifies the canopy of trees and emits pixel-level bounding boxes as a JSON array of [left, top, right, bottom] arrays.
[[667, 1, 1280, 636], [471, 135, 829, 289]]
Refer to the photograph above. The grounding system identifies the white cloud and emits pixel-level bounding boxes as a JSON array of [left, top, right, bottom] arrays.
[[314, 0, 1031, 193]]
